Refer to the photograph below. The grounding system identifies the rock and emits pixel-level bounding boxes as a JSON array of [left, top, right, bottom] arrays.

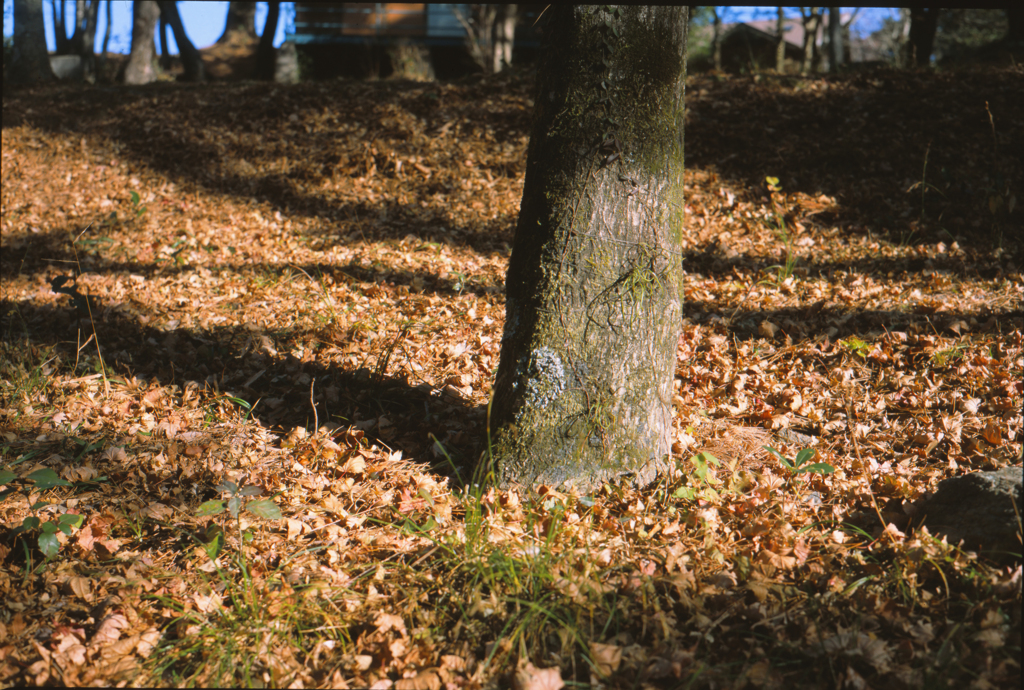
[[919, 466, 1022, 561], [275, 41, 300, 84]]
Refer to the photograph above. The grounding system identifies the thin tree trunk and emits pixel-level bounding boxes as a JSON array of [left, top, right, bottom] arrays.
[[159, 15, 172, 70], [157, 0, 205, 82], [827, 6, 843, 72], [52, 0, 70, 54], [10, 0, 56, 85], [492, 4, 517, 73], [712, 7, 722, 71], [254, 1, 280, 81], [489, 6, 688, 491], [799, 7, 821, 74], [124, 0, 160, 85], [775, 7, 786, 72]]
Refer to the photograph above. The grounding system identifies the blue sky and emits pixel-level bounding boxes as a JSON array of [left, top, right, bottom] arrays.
[[3, 1, 290, 53], [4, 3, 897, 53]]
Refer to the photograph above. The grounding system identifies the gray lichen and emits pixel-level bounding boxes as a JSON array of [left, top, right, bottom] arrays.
[[524, 347, 566, 409]]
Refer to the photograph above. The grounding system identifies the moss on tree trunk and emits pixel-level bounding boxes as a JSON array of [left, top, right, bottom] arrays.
[[488, 6, 688, 491]]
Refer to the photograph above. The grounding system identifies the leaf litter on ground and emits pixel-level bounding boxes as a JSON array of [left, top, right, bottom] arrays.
[[1, 62, 1022, 688]]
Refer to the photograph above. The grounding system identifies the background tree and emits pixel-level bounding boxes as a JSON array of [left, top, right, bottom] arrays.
[[157, 0, 205, 81], [9, 0, 56, 85], [50, 0, 70, 54], [488, 6, 688, 491], [216, 1, 257, 45], [158, 12, 172, 70], [254, 1, 281, 80], [711, 6, 723, 71], [797, 7, 823, 73], [492, 4, 517, 73], [775, 7, 787, 72], [827, 6, 843, 72], [124, 0, 160, 85], [905, 7, 940, 67]]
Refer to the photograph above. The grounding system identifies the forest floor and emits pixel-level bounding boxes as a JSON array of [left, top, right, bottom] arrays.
[[1, 62, 1022, 689]]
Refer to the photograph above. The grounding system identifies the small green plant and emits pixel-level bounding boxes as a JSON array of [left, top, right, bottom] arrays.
[[129, 189, 147, 218], [761, 176, 798, 285], [764, 446, 834, 483], [195, 480, 282, 560], [841, 336, 871, 359], [673, 451, 723, 501], [0, 468, 85, 563]]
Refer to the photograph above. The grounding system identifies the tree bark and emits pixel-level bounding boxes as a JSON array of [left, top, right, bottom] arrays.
[[488, 6, 688, 491], [905, 8, 940, 67], [254, 1, 281, 81], [157, 0, 206, 82], [492, 4, 517, 73], [799, 7, 822, 74], [124, 0, 160, 85], [1009, 6, 1023, 43], [711, 7, 722, 71], [9, 0, 56, 85], [827, 7, 843, 72], [52, 0, 70, 54], [216, 1, 258, 44], [159, 14, 172, 70]]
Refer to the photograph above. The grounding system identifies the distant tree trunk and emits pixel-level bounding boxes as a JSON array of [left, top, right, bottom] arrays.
[[492, 4, 517, 73], [76, 0, 100, 79], [1008, 6, 1023, 42], [216, 1, 258, 44], [827, 6, 843, 72], [711, 7, 723, 71], [52, 0, 70, 54], [904, 8, 939, 67], [158, 14, 172, 70], [67, 0, 87, 54], [158, 0, 206, 82], [254, 1, 280, 80], [453, 4, 496, 73], [488, 6, 688, 491], [124, 0, 160, 85], [10, 0, 56, 85], [775, 7, 786, 72], [98, 0, 112, 78], [799, 7, 822, 73]]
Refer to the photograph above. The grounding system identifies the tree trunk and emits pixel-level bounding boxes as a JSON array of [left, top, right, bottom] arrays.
[[124, 0, 160, 85], [216, 1, 258, 44], [1009, 6, 1023, 42], [52, 0, 70, 54], [905, 8, 940, 67], [775, 8, 786, 72], [254, 1, 280, 81], [827, 7, 843, 72], [800, 8, 821, 74], [711, 8, 722, 71], [10, 0, 56, 85], [159, 14, 172, 70], [492, 4, 517, 73], [157, 0, 206, 82], [101, 0, 112, 56], [488, 6, 688, 491]]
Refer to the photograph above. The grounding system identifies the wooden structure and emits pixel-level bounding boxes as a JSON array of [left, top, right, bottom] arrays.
[[290, 3, 470, 45]]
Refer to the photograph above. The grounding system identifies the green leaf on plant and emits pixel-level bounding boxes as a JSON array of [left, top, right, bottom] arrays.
[[795, 462, 835, 476], [227, 494, 242, 519], [38, 532, 60, 558], [196, 500, 226, 517], [22, 516, 41, 531], [204, 531, 225, 560], [246, 499, 282, 520], [28, 468, 71, 489], [239, 486, 264, 497], [0, 470, 16, 485], [216, 480, 239, 495]]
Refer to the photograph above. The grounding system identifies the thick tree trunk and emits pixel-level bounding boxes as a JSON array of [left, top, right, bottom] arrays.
[[9, 0, 56, 85], [159, 15, 172, 70], [158, 0, 206, 82], [488, 6, 688, 491], [52, 0, 70, 54], [254, 1, 281, 81], [124, 0, 160, 85]]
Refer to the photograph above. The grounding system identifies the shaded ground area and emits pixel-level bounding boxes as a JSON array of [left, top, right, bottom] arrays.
[[1, 63, 1021, 688]]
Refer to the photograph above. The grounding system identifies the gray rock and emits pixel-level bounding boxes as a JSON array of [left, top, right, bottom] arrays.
[[919, 466, 1022, 561], [275, 41, 300, 84]]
